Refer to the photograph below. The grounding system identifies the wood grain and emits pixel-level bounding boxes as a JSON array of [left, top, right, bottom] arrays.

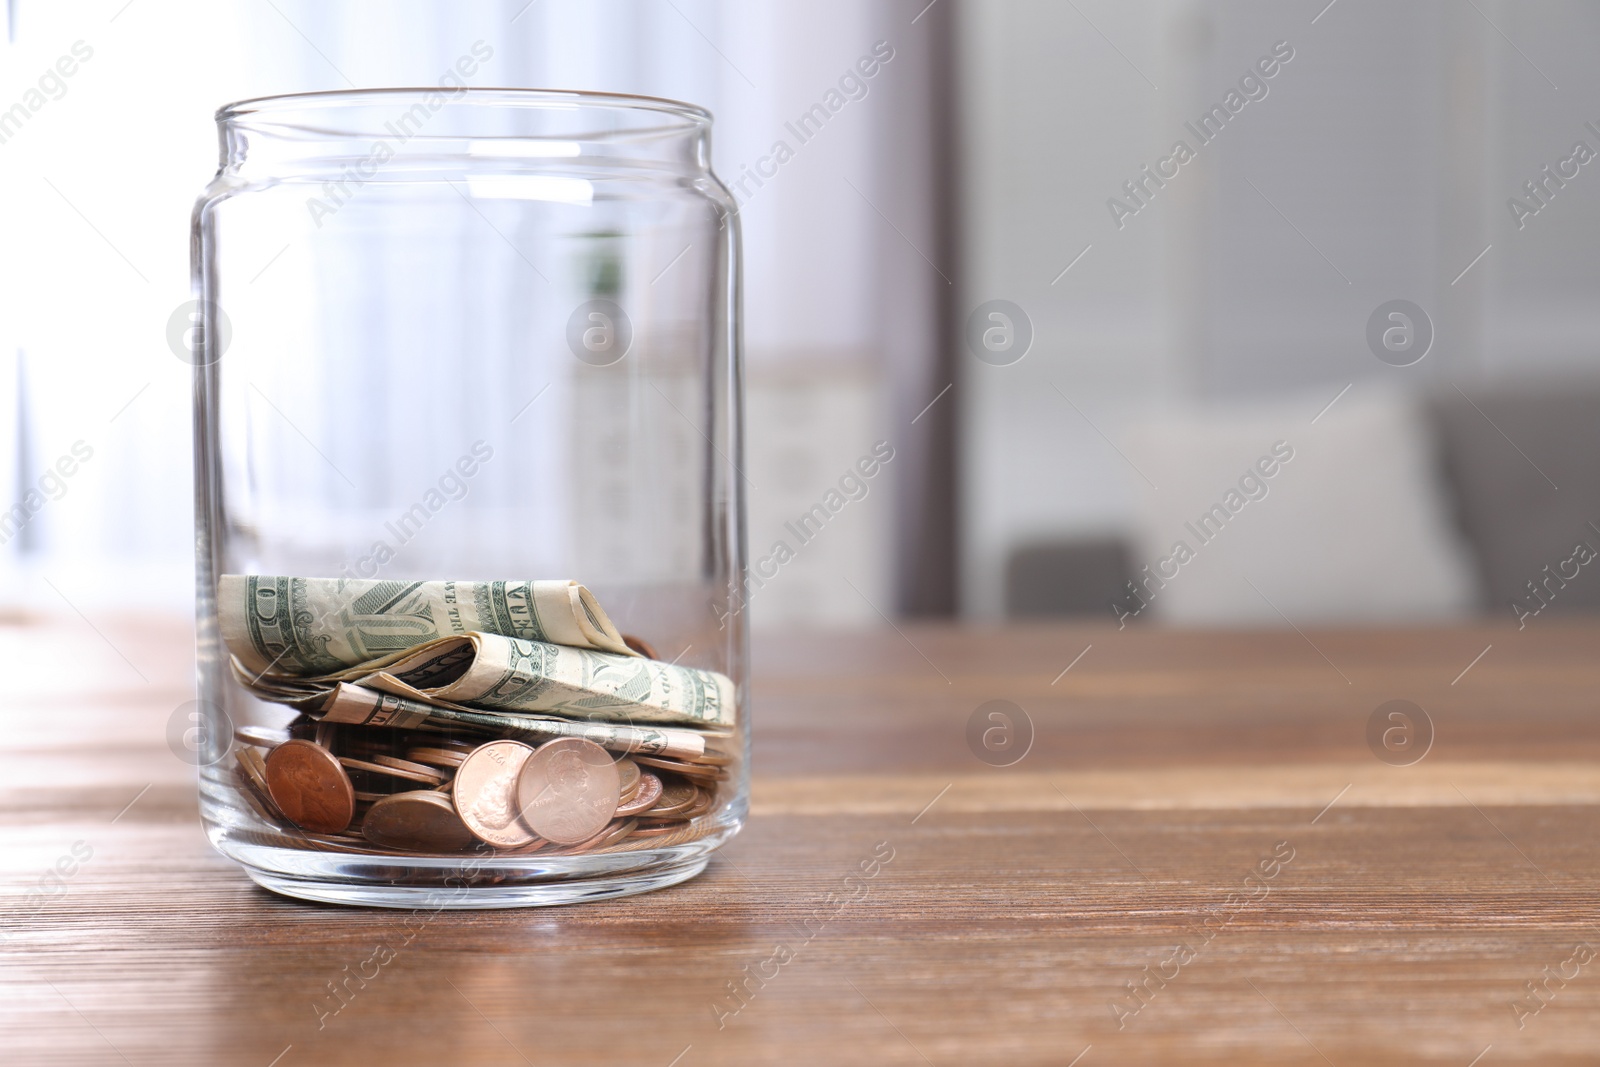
[[3, 615, 1598, 1065]]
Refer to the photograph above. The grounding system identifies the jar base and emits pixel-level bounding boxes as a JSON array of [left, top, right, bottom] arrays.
[[205, 784, 743, 909], [241, 853, 712, 909]]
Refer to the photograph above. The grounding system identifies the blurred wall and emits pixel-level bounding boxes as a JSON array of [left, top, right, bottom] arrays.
[[957, 0, 1600, 622]]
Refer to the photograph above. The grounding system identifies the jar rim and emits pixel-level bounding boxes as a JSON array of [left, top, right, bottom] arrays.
[[217, 87, 712, 135]]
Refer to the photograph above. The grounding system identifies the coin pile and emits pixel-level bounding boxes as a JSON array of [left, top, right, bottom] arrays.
[[233, 715, 728, 856]]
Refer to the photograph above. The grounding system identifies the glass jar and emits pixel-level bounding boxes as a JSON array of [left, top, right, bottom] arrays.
[[190, 88, 746, 908]]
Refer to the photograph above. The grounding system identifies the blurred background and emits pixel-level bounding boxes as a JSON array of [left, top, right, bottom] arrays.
[[2, 0, 1597, 632]]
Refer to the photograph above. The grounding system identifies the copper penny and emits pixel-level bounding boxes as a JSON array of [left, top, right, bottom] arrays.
[[621, 634, 659, 659], [234, 749, 281, 820], [454, 741, 539, 848], [614, 773, 664, 817], [630, 821, 689, 837], [567, 818, 636, 853], [615, 758, 641, 797], [516, 739, 620, 846], [237, 786, 280, 825], [633, 755, 726, 782], [362, 791, 477, 852], [631, 754, 694, 773], [645, 778, 699, 817], [338, 756, 442, 786], [236, 746, 270, 795], [504, 836, 548, 853], [406, 746, 469, 769], [236, 724, 288, 749], [266, 739, 355, 834], [372, 753, 449, 778], [679, 787, 717, 819], [301, 831, 374, 849]]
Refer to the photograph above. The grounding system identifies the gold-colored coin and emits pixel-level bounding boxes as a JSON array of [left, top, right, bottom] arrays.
[[630, 820, 690, 838], [516, 739, 621, 846], [614, 773, 664, 817], [266, 739, 355, 834], [361, 791, 477, 852], [453, 741, 539, 849]]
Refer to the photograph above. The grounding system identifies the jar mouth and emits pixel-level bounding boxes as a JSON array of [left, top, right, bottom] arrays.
[[219, 87, 709, 140], [215, 87, 713, 176]]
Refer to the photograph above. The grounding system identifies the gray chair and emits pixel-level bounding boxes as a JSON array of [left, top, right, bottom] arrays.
[[1004, 538, 1133, 618], [1429, 388, 1600, 616]]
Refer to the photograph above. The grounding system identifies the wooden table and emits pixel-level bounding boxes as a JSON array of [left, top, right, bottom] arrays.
[[4, 615, 1599, 1065]]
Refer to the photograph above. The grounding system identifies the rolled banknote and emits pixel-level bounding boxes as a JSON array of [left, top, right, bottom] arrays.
[[219, 574, 637, 675], [354, 632, 735, 727], [313, 682, 711, 760], [232, 630, 736, 728]]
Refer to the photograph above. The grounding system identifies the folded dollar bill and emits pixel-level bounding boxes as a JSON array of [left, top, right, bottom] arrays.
[[233, 630, 735, 728], [218, 574, 637, 675], [312, 682, 712, 759]]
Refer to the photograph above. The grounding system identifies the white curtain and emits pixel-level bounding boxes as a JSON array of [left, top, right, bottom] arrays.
[[0, 0, 942, 621]]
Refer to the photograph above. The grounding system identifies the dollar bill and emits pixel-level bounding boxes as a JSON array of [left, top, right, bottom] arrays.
[[313, 682, 711, 759], [219, 574, 637, 675], [233, 631, 736, 728], [360, 632, 734, 727]]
